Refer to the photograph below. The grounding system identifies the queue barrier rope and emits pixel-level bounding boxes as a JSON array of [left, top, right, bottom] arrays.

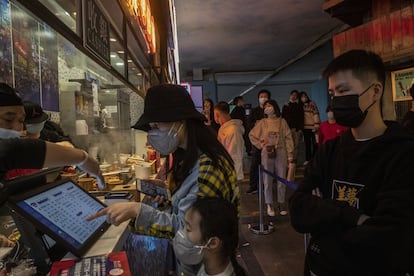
[[250, 165, 309, 253]]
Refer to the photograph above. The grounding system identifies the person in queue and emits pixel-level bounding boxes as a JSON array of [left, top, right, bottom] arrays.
[[281, 90, 304, 181], [214, 101, 245, 184], [317, 105, 348, 145], [87, 84, 239, 276], [249, 99, 294, 216], [174, 197, 245, 276], [289, 50, 414, 275], [299, 91, 320, 165], [245, 89, 271, 194], [0, 82, 104, 186]]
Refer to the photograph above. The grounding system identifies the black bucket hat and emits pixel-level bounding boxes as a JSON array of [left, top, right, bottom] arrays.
[[0, 83, 23, 106], [23, 101, 49, 124], [132, 84, 206, 131]]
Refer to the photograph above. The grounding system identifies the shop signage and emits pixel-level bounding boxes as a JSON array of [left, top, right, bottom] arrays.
[[126, 0, 156, 54], [391, 67, 414, 102], [83, 0, 110, 63]]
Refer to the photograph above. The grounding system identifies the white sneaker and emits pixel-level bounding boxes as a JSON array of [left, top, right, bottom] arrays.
[[279, 210, 288, 216], [267, 204, 275, 217], [278, 203, 288, 216]]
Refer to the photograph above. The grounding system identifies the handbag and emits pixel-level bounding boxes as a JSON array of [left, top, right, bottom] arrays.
[[266, 145, 276, 158]]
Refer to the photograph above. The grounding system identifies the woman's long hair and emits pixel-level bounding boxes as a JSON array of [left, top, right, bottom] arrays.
[[191, 197, 246, 276], [171, 119, 234, 185]]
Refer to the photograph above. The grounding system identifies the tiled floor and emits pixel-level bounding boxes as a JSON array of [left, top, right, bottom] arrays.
[[237, 150, 307, 276]]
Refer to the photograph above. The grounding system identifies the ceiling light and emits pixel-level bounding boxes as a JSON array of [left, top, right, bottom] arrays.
[[117, 50, 124, 54], [110, 54, 116, 58], [137, 73, 142, 76], [116, 62, 124, 66], [110, 38, 117, 42], [127, 59, 132, 63]]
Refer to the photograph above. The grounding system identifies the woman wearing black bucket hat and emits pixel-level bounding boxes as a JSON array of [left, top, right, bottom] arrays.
[[88, 84, 239, 275]]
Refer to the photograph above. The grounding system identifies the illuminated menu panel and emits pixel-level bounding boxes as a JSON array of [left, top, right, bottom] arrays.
[[126, 0, 156, 54]]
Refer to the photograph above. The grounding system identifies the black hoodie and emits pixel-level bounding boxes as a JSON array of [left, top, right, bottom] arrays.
[[289, 122, 414, 275]]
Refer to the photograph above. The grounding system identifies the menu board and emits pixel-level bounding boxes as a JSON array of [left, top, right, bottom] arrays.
[[83, 0, 110, 64]]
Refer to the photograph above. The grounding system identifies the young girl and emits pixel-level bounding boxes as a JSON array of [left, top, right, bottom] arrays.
[[173, 197, 246, 276]]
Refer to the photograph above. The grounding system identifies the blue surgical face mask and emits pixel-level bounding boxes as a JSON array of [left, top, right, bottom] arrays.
[[173, 229, 212, 265], [25, 121, 45, 134], [147, 123, 183, 156], [0, 128, 21, 139]]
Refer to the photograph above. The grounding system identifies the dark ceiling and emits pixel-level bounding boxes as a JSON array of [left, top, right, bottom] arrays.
[[174, 0, 347, 80]]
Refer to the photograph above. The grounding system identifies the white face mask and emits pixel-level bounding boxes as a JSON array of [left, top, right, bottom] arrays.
[[173, 229, 212, 265], [259, 98, 268, 105], [0, 128, 21, 139], [327, 111, 335, 120], [264, 106, 274, 115]]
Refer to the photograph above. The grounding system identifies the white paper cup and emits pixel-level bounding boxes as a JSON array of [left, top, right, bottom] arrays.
[[135, 163, 151, 179]]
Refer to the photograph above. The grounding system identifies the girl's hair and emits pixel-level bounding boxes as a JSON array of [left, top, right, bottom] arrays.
[[299, 91, 310, 103], [191, 197, 246, 276], [171, 119, 233, 184], [264, 99, 281, 117]]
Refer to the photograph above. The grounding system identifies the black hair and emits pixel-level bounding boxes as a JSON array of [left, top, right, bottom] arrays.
[[203, 98, 214, 109], [191, 197, 246, 276], [323, 49, 386, 87], [299, 91, 310, 104], [257, 89, 271, 99], [214, 101, 230, 114], [264, 99, 281, 117], [325, 105, 332, 113], [290, 90, 299, 96], [233, 96, 243, 105], [171, 120, 234, 185], [410, 84, 414, 99]]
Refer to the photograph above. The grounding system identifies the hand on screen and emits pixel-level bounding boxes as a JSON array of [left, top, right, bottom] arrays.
[[86, 202, 141, 226]]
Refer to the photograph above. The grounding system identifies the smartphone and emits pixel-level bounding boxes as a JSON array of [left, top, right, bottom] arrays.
[[136, 179, 171, 200]]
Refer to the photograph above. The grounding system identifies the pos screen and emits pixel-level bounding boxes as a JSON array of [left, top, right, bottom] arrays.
[[8, 179, 110, 257]]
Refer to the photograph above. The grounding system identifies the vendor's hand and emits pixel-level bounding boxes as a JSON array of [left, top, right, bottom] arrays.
[[77, 155, 105, 189], [86, 202, 141, 226], [0, 234, 14, 247], [0, 268, 7, 276]]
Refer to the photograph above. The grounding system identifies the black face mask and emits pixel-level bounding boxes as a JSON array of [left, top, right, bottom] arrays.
[[331, 84, 376, 128]]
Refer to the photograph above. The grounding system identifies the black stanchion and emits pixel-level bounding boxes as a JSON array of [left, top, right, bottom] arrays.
[[250, 165, 274, 235]]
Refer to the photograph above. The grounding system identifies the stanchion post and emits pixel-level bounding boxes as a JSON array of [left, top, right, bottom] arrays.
[[250, 165, 274, 235]]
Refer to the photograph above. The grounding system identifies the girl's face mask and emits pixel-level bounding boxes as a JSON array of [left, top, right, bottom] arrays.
[[264, 106, 274, 116], [147, 123, 183, 156], [172, 229, 212, 265]]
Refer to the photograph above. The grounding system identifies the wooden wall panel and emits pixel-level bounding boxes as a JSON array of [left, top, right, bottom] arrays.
[[332, 7, 414, 62]]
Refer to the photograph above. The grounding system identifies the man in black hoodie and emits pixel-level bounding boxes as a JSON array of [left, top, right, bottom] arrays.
[[289, 50, 414, 275]]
